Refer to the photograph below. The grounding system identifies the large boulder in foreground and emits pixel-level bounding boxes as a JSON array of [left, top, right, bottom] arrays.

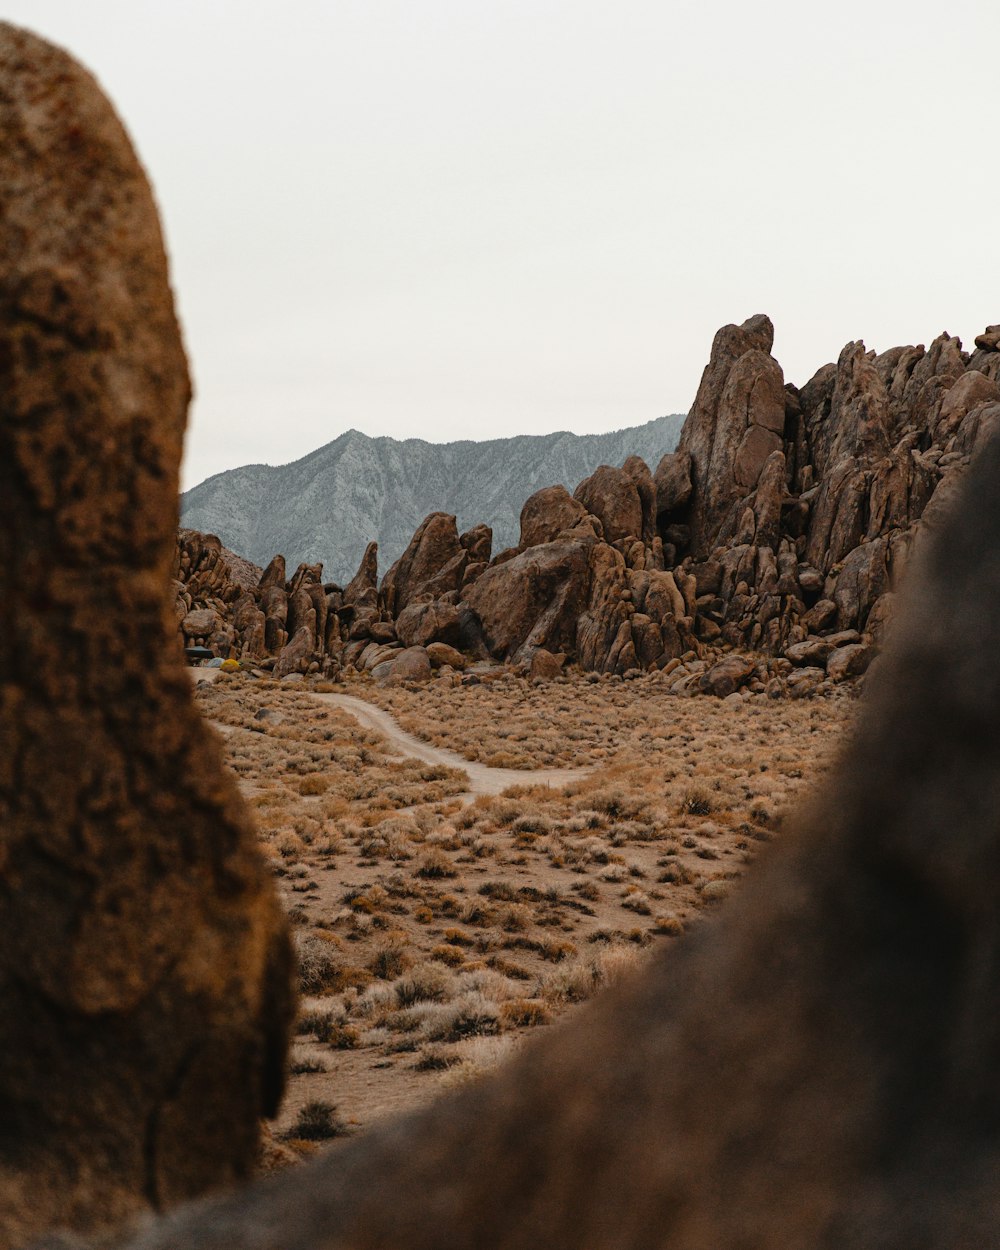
[[0, 24, 293, 1245]]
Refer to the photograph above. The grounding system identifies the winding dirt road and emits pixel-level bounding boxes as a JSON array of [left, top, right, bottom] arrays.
[[313, 692, 591, 797]]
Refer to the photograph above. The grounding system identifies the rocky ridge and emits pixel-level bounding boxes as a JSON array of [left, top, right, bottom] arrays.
[[176, 316, 1000, 699], [180, 416, 685, 583]]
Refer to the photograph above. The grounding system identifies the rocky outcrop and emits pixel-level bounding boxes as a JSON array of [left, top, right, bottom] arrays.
[[177, 312, 1000, 692], [0, 24, 294, 1245], [465, 539, 594, 662], [181, 416, 686, 583], [381, 512, 465, 615]]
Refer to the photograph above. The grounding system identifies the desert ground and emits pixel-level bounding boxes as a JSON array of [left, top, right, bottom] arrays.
[[192, 666, 855, 1150]]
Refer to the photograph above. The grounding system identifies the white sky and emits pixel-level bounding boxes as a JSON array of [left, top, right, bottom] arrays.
[[8, 1, 999, 490]]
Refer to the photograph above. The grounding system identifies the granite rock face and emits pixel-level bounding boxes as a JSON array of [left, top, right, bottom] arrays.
[[0, 23, 294, 1246]]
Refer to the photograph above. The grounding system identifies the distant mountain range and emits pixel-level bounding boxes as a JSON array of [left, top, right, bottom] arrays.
[[180, 416, 685, 585]]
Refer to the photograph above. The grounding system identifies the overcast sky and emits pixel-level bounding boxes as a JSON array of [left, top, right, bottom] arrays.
[[8, 1, 999, 490]]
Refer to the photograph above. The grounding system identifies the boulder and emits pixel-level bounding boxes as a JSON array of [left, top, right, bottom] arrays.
[[826, 642, 874, 682], [459, 523, 492, 564], [699, 655, 756, 697], [519, 484, 589, 549], [573, 465, 643, 545], [343, 541, 378, 607], [785, 637, 833, 667], [371, 645, 432, 685], [426, 642, 466, 670], [395, 600, 461, 649], [181, 607, 220, 638], [273, 625, 313, 679], [678, 316, 784, 552], [653, 448, 694, 518], [381, 513, 463, 615], [465, 540, 593, 660], [621, 455, 657, 544], [786, 666, 825, 698], [974, 324, 1000, 351], [936, 370, 999, 439], [529, 647, 565, 680]]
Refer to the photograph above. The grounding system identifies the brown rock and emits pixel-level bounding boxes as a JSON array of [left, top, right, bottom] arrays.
[[826, 642, 874, 682], [272, 624, 314, 678], [182, 607, 220, 638], [679, 322, 786, 552], [936, 370, 999, 439], [785, 637, 833, 667], [459, 523, 492, 564], [529, 647, 565, 680], [699, 654, 756, 697], [807, 341, 891, 481], [653, 448, 693, 518], [258, 553, 286, 590], [621, 455, 657, 544], [786, 666, 825, 697], [344, 541, 378, 607], [372, 645, 432, 684], [426, 642, 466, 670], [381, 513, 463, 615], [395, 600, 461, 648], [804, 599, 837, 633], [974, 324, 1000, 351], [465, 540, 593, 660], [955, 401, 1000, 457], [573, 465, 643, 545], [519, 485, 589, 548], [830, 538, 890, 631], [751, 451, 786, 549], [358, 641, 402, 672], [0, 24, 293, 1244]]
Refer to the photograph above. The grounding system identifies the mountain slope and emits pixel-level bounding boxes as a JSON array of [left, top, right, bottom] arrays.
[[181, 416, 685, 583]]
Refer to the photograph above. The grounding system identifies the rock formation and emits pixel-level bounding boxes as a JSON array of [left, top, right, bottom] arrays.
[[0, 24, 294, 1246], [176, 307, 1000, 695], [114, 410, 1000, 1250], [180, 416, 686, 583]]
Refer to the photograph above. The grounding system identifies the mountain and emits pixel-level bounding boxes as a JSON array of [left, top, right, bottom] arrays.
[[180, 416, 685, 583]]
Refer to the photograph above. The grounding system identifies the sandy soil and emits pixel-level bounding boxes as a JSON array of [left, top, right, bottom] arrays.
[[191, 666, 856, 1149]]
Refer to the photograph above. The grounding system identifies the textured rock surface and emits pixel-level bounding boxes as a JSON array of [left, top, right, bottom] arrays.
[[381, 512, 465, 615], [0, 24, 293, 1245], [465, 540, 594, 661]]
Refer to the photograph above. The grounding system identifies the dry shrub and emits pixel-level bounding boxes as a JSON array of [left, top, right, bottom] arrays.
[[394, 964, 452, 1008], [370, 945, 411, 981], [431, 945, 466, 968], [419, 992, 500, 1042], [416, 848, 457, 879], [283, 1100, 348, 1142], [294, 933, 340, 994], [499, 999, 551, 1029], [680, 785, 715, 816]]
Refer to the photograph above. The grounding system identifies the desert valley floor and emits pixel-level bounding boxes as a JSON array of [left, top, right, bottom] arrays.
[[192, 666, 855, 1151]]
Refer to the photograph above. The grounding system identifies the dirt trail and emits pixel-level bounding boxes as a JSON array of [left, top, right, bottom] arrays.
[[312, 692, 592, 797]]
